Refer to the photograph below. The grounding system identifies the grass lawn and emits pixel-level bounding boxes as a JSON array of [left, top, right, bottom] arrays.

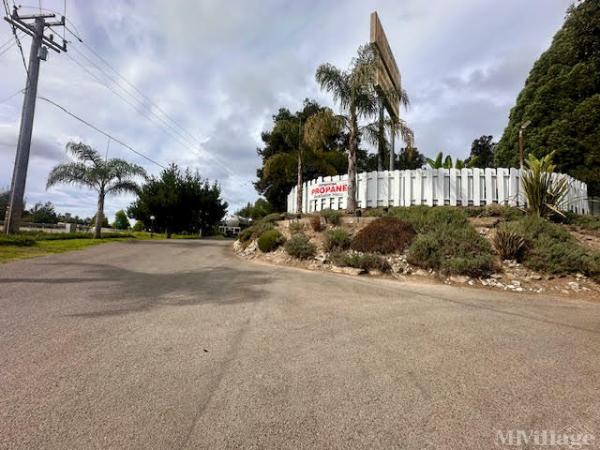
[[0, 231, 227, 264], [0, 237, 133, 264]]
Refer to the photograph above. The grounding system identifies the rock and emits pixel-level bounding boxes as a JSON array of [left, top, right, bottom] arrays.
[[515, 287, 524, 292], [331, 266, 365, 276], [369, 269, 383, 276], [510, 280, 521, 287], [468, 280, 475, 286], [568, 282, 581, 291], [450, 275, 470, 283], [315, 252, 327, 263], [526, 274, 542, 281], [491, 273, 503, 279], [413, 269, 429, 277]]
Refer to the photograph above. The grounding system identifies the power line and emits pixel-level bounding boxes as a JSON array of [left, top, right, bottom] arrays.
[[64, 52, 202, 154], [3, 0, 29, 76], [0, 88, 23, 103], [38, 95, 166, 169]]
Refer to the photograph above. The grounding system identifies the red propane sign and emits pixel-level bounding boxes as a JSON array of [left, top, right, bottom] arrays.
[[310, 181, 348, 198]]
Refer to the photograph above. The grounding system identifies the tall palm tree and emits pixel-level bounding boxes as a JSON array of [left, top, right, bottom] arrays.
[[47, 142, 146, 238], [363, 117, 414, 169], [316, 44, 380, 211]]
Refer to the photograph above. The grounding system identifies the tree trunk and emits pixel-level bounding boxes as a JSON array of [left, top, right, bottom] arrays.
[[94, 190, 105, 239], [296, 152, 303, 214], [347, 110, 358, 212]]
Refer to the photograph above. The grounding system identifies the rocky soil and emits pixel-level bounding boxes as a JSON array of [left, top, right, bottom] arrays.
[[234, 216, 600, 302]]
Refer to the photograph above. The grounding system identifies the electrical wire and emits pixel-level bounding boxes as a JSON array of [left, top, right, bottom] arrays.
[[0, 88, 23, 103], [37, 95, 167, 169]]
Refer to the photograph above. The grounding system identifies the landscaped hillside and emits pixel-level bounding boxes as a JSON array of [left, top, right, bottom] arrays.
[[495, 0, 600, 195]]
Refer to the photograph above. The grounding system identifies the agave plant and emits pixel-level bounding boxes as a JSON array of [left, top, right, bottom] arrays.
[[520, 152, 569, 217]]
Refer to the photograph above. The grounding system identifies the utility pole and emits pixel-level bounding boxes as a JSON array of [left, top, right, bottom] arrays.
[[296, 117, 303, 214], [518, 120, 531, 170], [3, 6, 67, 234]]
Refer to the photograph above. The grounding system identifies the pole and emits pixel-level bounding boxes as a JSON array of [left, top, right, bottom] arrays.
[[4, 17, 44, 234], [389, 120, 395, 171], [296, 117, 303, 214], [377, 98, 385, 172], [518, 129, 524, 169]]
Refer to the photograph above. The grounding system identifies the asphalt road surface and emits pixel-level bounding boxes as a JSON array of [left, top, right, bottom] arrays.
[[1, 240, 599, 449]]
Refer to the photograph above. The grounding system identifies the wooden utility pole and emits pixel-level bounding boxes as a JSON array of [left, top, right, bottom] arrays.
[[3, 7, 67, 234]]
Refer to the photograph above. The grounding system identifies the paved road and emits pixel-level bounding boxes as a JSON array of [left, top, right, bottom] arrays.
[[1, 240, 599, 449]]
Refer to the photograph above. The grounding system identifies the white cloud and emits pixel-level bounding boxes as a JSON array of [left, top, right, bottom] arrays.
[[0, 0, 573, 219]]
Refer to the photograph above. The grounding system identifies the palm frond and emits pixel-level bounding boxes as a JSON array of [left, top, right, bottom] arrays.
[[46, 162, 98, 190], [315, 64, 350, 110], [66, 142, 103, 167], [105, 180, 140, 196]]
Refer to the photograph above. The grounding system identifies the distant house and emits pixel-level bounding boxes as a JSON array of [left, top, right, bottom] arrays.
[[219, 215, 251, 237]]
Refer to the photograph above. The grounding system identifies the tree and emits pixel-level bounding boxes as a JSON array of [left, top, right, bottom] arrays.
[[0, 188, 10, 220], [47, 142, 146, 238], [28, 202, 59, 224], [128, 164, 227, 237], [396, 147, 425, 170], [113, 210, 130, 230], [255, 100, 349, 211], [236, 198, 273, 220], [495, 0, 600, 195], [90, 213, 110, 228], [425, 152, 467, 169], [466, 135, 496, 168]]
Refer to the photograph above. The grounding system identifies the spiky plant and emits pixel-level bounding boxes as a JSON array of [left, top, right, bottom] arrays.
[[47, 142, 146, 238], [520, 152, 569, 217]]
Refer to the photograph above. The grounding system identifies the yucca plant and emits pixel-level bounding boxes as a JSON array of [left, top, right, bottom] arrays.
[[520, 152, 569, 217]]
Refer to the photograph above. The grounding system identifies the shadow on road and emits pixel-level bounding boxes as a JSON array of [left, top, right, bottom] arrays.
[[1, 262, 271, 318]]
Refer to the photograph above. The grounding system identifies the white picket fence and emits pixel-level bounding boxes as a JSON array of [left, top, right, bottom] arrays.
[[287, 168, 590, 214]]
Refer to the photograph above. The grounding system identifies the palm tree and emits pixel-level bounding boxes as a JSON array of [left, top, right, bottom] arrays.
[[425, 152, 469, 169], [363, 117, 414, 169], [316, 44, 380, 211], [47, 142, 146, 238]]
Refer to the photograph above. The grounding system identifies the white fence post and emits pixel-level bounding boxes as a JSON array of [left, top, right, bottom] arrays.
[[287, 169, 590, 214]]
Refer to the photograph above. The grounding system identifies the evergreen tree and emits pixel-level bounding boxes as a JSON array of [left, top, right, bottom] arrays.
[[495, 0, 600, 194]]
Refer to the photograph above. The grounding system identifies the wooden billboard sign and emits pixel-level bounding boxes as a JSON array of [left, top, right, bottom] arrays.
[[370, 11, 400, 120]]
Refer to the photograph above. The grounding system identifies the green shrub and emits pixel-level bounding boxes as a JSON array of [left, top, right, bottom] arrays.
[[331, 251, 391, 272], [406, 235, 442, 270], [464, 205, 524, 221], [351, 216, 415, 254], [0, 235, 36, 247], [324, 228, 352, 252], [564, 213, 600, 232], [289, 221, 305, 235], [262, 212, 285, 223], [132, 220, 144, 232], [364, 208, 385, 217], [507, 216, 600, 280], [402, 207, 495, 276], [257, 229, 285, 252], [309, 215, 322, 232], [238, 221, 274, 243], [492, 227, 527, 261], [320, 209, 342, 226], [284, 234, 316, 259]]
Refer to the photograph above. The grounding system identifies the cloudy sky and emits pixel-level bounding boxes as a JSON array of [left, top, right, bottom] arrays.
[[0, 0, 573, 220]]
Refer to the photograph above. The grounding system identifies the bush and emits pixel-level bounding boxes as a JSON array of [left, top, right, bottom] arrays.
[[492, 227, 527, 261], [309, 215, 322, 232], [464, 205, 524, 221], [238, 221, 274, 243], [262, 212, 285, 223], [364, 208, 385, 217], [289, 221, 305, 235], [0, 235, 36, 247], [507, 216, 600, 279], [331, 251, 391, 272], [402, 207, 495, 276], [351, 217, 415, 254], [406, 235, 442, 270], [284, 234, 316, 259], [320, 209, 342, 226], [564, 213, 600, 232], [132, 220, 144, 232], [324, 228, 352, 252], [257, 229, 285, 252]]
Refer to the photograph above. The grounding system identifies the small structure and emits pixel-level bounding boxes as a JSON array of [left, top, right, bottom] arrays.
[[287, 168, 590, 215]]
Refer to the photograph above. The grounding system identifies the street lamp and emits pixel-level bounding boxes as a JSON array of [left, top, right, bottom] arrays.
[[150, 215, 155, 238], [518, 120, 531, 169]]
